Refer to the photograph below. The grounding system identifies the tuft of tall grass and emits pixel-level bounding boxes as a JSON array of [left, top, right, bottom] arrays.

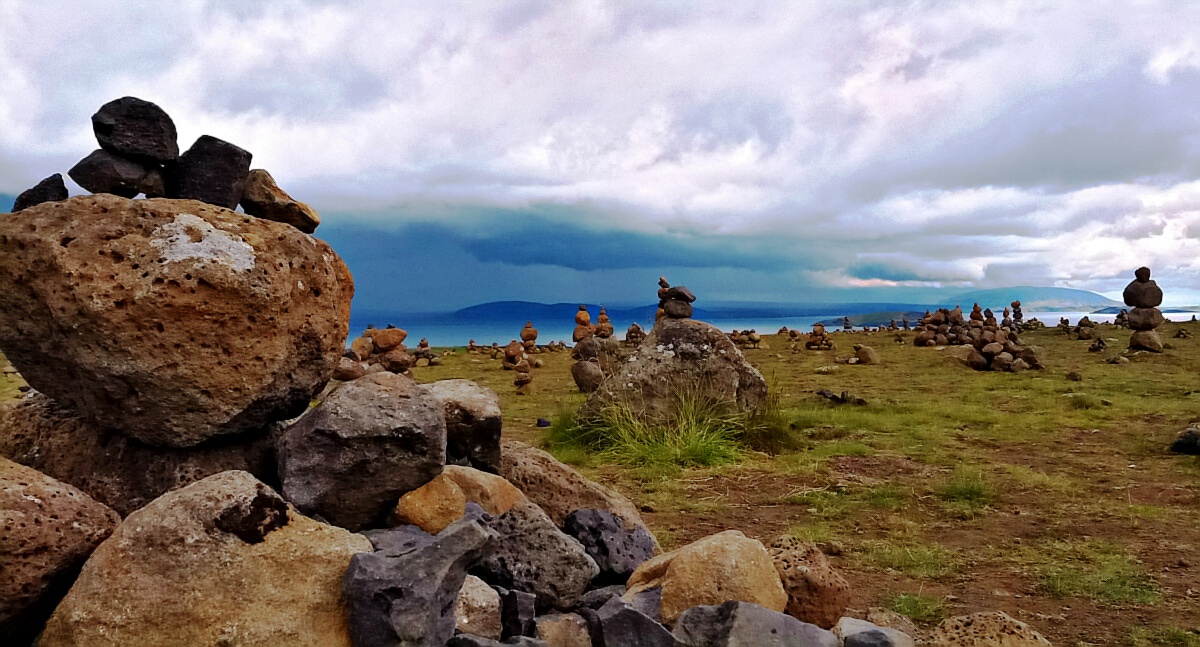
[[884, 593, 946, 624]]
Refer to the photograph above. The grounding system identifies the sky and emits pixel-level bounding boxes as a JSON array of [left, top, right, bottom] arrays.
[[1, 0, 1199, 311]]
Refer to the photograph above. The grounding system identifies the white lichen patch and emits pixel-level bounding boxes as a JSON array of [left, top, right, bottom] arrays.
[[150, 213, 255, 272]]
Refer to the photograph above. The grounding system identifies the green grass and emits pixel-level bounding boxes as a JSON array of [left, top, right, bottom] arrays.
[[1125, 626, 1200, 646], [1035, 540, 1161, 605], [884, 592, 947, 624], [856, 539, 962, 579]]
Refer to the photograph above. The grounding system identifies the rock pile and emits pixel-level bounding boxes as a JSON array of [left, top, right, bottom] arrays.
[[573, 306, 595, 343], [912, 306, 1044, 372], [1123, 267, 1165, 352], [805, 323, 834, 351], [345, 325, 414, 376], [1114, 309, 1129, 328], [12, 96, 319, 233], [594, 309, 615, 338], [728, 329, 763, 349], [1011, 300, 1024, 329], [656, 276, 696, 320], [1074, 316, 1098, 341], [624, 322, 646, 346], [520, 322, 539, 353]]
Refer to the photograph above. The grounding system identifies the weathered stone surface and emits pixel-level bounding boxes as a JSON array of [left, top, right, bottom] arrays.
[[91, 96, 179, 162], [393, 465, 526, 534], [1170, 423, 1200, 455], [475, 501, 599, 611], [0, 391, 280, 516], [663, 300, 693, 318], [0, 195, 352, 447], [499, 440, 652, 535], [571, 360, 605, 393], [168, 135, 252, 208], [535, 612, 592, 647], [38, 471, 371, 647], [502, 588, 538, 640], [345, 517, 496, 647], [457, 575, 503, 640], [665, 286, 696, 303], [68, 148, 160, 198], [447, 636, 548, 646], [333, 356, 366, 381], [768, 537, 851, 629], [583, 318, 767, 423], [854, 345, 880, 365], [239, 169, 320, 233], [0, 457, 119, 642], [12, 174, 68, 212], [593, 596, 678, 647], [278, 372, 446, 530], [563, 508, 657, 585], [423, 379, 503, 472], [1127, 307, 1165, 331], [372, 327, 409, 352], [578, 585, 627, 610], [926, 612, 1051, 646], [835, 617, 915, 647], [1123, 267, 1163, 308], [673, 601, 839, 647], [1129, 329, 1164, 352], [381, 347, 415, 373], [624, 530, 786, 626]]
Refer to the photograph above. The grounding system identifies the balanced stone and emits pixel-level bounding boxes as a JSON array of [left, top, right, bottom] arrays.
[[1123, 266, 1163, 308], [239, 169, 320, 233], [69, 148, 162, 198], [168, 135, 252, 209], [91, 96, 179, 163], [12, 173, 68, 212]]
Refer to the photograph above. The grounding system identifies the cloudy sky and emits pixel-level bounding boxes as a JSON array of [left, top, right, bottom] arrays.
[[2, 0, 1199, 311]]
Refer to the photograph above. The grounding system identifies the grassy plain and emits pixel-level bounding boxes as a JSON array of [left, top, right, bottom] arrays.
[[4, 321, 1200, 644]]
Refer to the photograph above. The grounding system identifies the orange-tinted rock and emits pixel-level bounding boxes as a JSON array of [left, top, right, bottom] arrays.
[[239, 169, 321, 233], [520, 322, 538, 343], [0, 195, 353, 448], [927, 611, 1051, 646], [373, 327, 409, 353], [768, 537, 851, 629]]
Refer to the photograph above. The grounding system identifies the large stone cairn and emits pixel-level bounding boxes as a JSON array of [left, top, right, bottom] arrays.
[[656, 276, 696, 320], [343, 325, 413, 378], [520, 321, 540, 354], [913, 304, 1043, 372], [1124, 266, 1165, 352], [594, 308, 615, 338], [1011, 300, 1024, 329], [12, 96, 319, 234]]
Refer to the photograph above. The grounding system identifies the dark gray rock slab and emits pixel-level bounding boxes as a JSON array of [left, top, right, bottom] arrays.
[[91, 96, 179, 162], [168, 135, 251, 208], [68, 149, 159, 198], [593, 596, 679, 647], [672, 601, 839, 647], [12, 174, 68, 212], [563, 508, 656, 586]]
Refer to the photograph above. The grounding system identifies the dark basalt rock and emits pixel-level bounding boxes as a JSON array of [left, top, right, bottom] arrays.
[[662, 300, 693, 319], [213, 485, 289, 544], [91, 96, 179, 163], [563, 509, 656, 586], [593, 596, 679, 647], [664, 286, 696, 303], [501, 588, 538, 639], [168, 135, 252, 209], [68, 149, 160, 198], [671, 601, 839, 647], [12, 174, 68, 212]]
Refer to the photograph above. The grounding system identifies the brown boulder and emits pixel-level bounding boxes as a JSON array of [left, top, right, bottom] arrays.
[[239, 169, 321, 233], [571, 360, 605, 393], [1122, 267, 1163, 308], [768, 536, 851, 629], [372, 327, 409, 353], [853, 345, 880, 365], [499, 440, 651, 535], [1130, 329, 1164, 352], [0, 457, 120, 642], [0, 391, 279, 516], [332, 356, 366, 381], [38, 471, 371, 647], [381, 348, 415, 373], [0, 195, 353, 447], [623, 530, 786, 626], [927, 611, 1051, 646], [391, 465, 526, 533], [1127, 307, 1164, 331], [350, 335, 375, 360], [455, 575, 502, 641]]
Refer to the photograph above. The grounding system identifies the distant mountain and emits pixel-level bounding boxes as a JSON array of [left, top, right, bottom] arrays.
[[939, 287, 1120, 312], [0, 193, 14, 212]]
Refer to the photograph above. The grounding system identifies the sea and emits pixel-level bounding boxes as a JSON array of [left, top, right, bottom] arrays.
[[347, 309, 1192, 349]]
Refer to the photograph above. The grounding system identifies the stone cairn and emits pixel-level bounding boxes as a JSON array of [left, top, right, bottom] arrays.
[[342, 325, 413, 379], [570, 305, 625, 394], [656, 276, 696, 320], [1011, 300, 1024, 329], [11, 96, 319, 234], [913, 304, 1044, 372], [594, 309, 615, 339], [1114, 309, 1129, 328], [502, 332, 537, 395], [573, 306, 595, 342], [804, 323, 834, 351], [624, 322, 646, 346], [1124, 266, 1165, 352], [1073, 317, 1098, 341], [520, 322, 539, 354], [729, 329, 762, 349]]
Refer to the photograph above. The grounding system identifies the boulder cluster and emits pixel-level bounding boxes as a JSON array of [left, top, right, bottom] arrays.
[[913, 304, 1045, 372], [1123, 266, 1165, 352], [804, 323, 835, 351], [12, 96, 320, 234], [727, 329, 763, 349]]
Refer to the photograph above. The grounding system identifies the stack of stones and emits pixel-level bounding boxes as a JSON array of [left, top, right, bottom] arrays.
[[572, 306, 595, 343], [624, 322, 646, 346], [1124, 267, 1165, 352], [344, 325, 414, 378], [729, 329, 763, 349], [12, 96, 319, 234], [520, 322, 539, 354], [1074, 317, 1098, 341], [805, 323, 834, 351], [913, 306, 1044, 372], [503, 338, 535, 395], [594, 309, 615, 338], [1114, 309, 1130, 328], [656, 277, 696, 320], [1011, 300, 1024, 329]]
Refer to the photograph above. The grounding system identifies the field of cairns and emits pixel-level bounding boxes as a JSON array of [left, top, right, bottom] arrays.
[[3, 97, 1200, 647]]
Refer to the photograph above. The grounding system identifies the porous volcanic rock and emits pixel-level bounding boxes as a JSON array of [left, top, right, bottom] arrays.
[[499, 440, 651, 535], [768, 536, 851, 629], [239, 169, 321, 234], [0, 391, 280, 516], [91, 96, 179, 163], [277, 372, 446, 531], [582, 318, 768, 422], [0, 457, 120, 642], [623, 530, 786, 626], [926, 612, 1051, 646], [0, 195, 353, 447], [168, 135, 252, 209], [563, 508, 657, 586], [68, 148, 162, 198], [457, 575, 503, 640], [38, 471, 372, 647], [423, 379, 504, 472], [12, 174, 68, 212]]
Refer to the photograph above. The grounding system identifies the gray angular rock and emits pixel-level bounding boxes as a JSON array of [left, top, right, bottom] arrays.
[[12, 173, 68, 212], [422, 379, 503, 473], [1130, 329, 1164, 352], [577, 584, 627, 610], [662, 300, 693, 318], [593, 596, 679, 647], [835, 617, 915, 647], [475, 501, 599, 611], [501, 588, 538, 639], [168, 135, 252, 208], [91, 96, 179, 162], [344, 516, 497, 647], [278, 373, 446, 530], [664, 286, 696, 303], [563, 508, 656, 585], [672, 601, 839, 647], [571, 360, 605, 394], [69, 148, 160, 198], [447, 636, 548, 646]]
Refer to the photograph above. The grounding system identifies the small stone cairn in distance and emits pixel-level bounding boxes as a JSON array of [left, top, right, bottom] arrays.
[[1124, 266, 1165, 352], [656, 276, 696, 320], [520, 321, 539, 354], [344, 325, 412, 377], [594, 309, 615, 338], [624, 322, 646, 346], [1011, 300, 1024, 329], [913, 304, 1044, 372], [805, 323, 834, 351], [572, 306, 595, 343]]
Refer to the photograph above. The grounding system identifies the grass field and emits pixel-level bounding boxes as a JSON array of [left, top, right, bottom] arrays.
[[4, 320, 1200, 644]]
